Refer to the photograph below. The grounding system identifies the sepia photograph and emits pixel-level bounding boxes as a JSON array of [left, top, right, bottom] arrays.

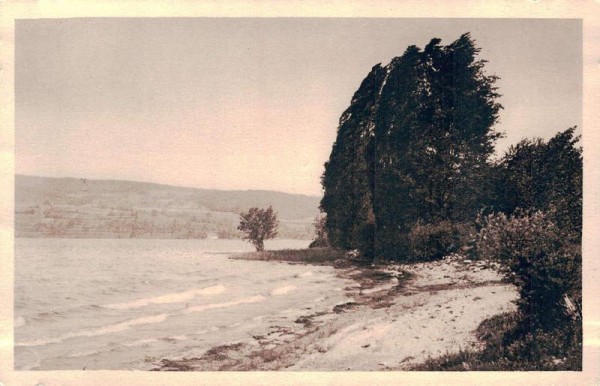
[[1, 2, 599, 384], [11, 17, 584, 372]]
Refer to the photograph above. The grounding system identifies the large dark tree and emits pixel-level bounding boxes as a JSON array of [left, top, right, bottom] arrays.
[[321, 33, 502, 261], [320, 64, 386, 257], [371, 45, 424, 258]]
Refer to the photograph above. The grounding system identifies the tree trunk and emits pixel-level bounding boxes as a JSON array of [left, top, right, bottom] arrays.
[[255, 239, 264, 252]]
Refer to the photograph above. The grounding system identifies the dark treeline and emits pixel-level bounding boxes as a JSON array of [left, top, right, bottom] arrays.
[[320, 33, 582, 369], [321, 33, 581, 262], [322, 33, 502, 260]]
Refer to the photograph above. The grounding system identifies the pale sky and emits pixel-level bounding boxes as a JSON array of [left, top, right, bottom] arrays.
[[16, 18, 581, 196]]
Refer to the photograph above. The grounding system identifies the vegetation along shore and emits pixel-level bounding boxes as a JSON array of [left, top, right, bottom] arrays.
[[153, 33, 582, 371]]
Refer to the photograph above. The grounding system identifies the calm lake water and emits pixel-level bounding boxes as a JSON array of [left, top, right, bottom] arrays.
[[14, 238, 354, 370]]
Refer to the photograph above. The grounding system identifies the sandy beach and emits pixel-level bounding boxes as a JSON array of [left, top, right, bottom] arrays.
[[153, 255, 518, 371]]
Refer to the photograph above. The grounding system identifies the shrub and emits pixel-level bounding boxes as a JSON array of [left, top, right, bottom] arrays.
[[408, 221, 456, 261], [309, 214, 330, 248], [373, 226, 412, 262], [475, 210, 581, 329], [308, 238, 329, 248], [495, 128, 582, 238]]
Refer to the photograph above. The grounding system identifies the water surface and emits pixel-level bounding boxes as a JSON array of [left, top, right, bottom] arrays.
[[15, 238, 353, 370]]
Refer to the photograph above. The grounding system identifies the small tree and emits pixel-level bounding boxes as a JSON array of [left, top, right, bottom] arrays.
[[238, 206, 279, 251]]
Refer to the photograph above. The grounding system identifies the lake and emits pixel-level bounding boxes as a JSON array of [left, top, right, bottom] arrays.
[[14, 238, 354, 370]]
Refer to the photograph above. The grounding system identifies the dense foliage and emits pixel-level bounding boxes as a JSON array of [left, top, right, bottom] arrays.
[[477, 129, 583, 333], [318, 33, 582, 369], [476, 211, 581, 329], [494, 127, 582, 240], [238, 206, 279, 251], [407, 221, 475, 262], [321, 33, 502, 261], [320, 64, 384, 256]]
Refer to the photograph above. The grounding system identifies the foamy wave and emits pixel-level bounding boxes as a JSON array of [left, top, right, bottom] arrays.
[[103, 285, 226, 310], [183, 295, 266, 314], [271, 285, 297, 296], [17, 294, 265, 348], [300, 271, 314, 277], [17, 313, 170, 347], [123, 338, 159, 347], [68, 349, 103, 358]]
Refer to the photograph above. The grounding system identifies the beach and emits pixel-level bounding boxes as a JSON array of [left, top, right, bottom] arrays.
[[15, 238, 517, 371], [153, 253, 518, 371]]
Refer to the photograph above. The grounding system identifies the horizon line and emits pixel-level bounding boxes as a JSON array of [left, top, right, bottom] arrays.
[[15, 173, 324, 199]]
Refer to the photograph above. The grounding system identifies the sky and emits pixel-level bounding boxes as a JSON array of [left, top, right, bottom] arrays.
[[15, 18, 582, 196]]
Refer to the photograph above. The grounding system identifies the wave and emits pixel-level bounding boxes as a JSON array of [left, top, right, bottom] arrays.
[[122, 338, 159, 347], [17, 294, 266, 348], [121, 335, 186, 347], [271, 285, 297, 296], [68, 349, 104, 358], [183, 295, 265, 314], [17, 313, 170, 348], [103, 285, 226, 310]]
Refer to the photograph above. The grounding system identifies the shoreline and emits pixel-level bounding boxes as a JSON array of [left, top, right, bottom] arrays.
[[151, 250, 517, 371]]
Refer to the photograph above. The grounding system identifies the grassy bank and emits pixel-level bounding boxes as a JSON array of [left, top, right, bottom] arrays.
[[231, 247, 348, 266]]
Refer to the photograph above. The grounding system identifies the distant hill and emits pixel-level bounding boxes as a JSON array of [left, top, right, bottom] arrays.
[[15, 175, 321, 239]]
